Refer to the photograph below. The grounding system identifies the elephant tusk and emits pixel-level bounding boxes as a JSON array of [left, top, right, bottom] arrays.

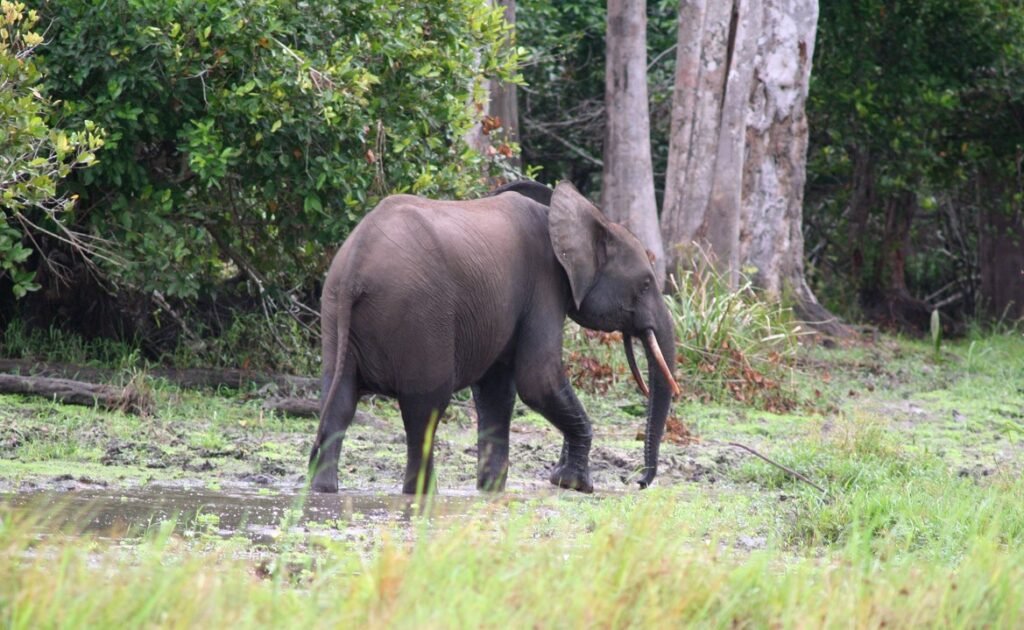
[[645, 329, 682, 398], [623, 334, 650, 397]]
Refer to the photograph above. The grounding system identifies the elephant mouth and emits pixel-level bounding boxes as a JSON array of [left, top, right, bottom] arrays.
[[623, 330, 681, 398]]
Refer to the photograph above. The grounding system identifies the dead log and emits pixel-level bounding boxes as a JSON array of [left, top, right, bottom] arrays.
[[0, 373, 153, 415], [262, 397, 319, 417], [0, 359, 317, 393], [151, 367, 317, 392], [260, 399, 392, 430], [0, 359, 113, 383]]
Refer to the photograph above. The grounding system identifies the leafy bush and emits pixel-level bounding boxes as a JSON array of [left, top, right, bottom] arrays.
[[30, 0, 518, 300], [0, 0, 104, 297]]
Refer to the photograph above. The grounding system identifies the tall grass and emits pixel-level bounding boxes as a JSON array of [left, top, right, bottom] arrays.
[[736, 412, 1024, 555], [4, 410, 1024, 628], [2, 313, 318, 375], [666, 265, 803, 408], [1, 319, 142, 368], [3, 470, 1023, 628]]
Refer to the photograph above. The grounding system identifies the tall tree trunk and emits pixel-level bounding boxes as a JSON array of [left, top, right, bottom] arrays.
[[661, 0, 734, 275], [661, 0, 848, 335], [489, 0, 520, 170], [603, 0, 665, 285], [979, 203, 1024, 322], [847, 147, 876, 283], [861, 190, 933, 332]]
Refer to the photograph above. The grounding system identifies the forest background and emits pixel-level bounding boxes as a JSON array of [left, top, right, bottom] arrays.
[[2, 0, 1023, 372]]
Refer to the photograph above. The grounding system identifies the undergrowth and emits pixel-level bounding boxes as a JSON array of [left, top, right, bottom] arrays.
[[1, 320, 142, 368], [666, 266, 802, 410], [2, 313, 317, 375], [563, 264, 803, 411]]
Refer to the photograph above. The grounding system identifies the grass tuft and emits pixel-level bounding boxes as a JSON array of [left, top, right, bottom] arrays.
[[665, 265, 803, 410]]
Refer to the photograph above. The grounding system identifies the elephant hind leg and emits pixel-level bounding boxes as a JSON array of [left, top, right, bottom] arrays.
[[472, 363, 516, 492], [398, 392, 451, 495], [309, 356, 358, 493]]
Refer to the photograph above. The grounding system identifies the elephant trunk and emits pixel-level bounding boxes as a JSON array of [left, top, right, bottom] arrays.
[[637, 309, 678, 489]]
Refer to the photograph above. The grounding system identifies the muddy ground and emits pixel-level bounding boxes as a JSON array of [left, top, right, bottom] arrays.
[[1, 335, 1022, 539], [0, 394, 736, 495]]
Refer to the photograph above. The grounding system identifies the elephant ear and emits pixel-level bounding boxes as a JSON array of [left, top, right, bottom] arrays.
[[549, 181, 609, 309]]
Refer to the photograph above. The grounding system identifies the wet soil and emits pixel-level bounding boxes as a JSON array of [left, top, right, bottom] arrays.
[[0, 394, 748, 540], [1, 483, 500, 542]]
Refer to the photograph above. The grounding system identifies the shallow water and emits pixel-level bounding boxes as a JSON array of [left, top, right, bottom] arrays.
[[0, 484, 501, 542]]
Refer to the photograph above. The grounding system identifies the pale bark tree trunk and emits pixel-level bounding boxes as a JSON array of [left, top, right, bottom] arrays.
[[603, 0, 666, 285], [661, 0, 848, 334]]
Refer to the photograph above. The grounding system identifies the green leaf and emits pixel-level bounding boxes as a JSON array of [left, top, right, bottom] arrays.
[[304, 194, 323, 214], [235, 80, 257, 96]]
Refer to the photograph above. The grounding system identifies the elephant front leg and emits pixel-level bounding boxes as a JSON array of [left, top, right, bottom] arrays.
[[517, 374, 594, 494], [472, 363, 517, 492]]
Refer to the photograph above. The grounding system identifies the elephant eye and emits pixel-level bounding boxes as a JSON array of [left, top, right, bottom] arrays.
[[639, 278, 651, 296]]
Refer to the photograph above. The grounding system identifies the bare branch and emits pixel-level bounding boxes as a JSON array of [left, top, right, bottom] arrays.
[[725, 441, 828, 495], [523, 116, 604, 167]]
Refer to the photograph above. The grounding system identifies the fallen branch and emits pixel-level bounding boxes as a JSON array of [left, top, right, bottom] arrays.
[[152, 367, 317, 393], [725, 441, 828, 495], [0, 373, 153, 415], [0, 359, 317, 394], [262, 397, 318, 417], [260, 400, 393, 431]]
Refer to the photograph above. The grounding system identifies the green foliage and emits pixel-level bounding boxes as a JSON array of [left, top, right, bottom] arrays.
[[31, 0, 518, 299], [3, 309, 314, 373], [2, 318, 141, 367], [0, 1, 104, 298], [665, 265, 801, 409], [805, 0, 1024, 318], [168, 311, 319, 374]]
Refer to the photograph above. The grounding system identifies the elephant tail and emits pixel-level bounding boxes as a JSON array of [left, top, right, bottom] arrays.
[[311, 283, 356, 461]]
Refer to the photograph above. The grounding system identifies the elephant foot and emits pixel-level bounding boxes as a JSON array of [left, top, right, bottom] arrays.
[[310, 472, 339, 493], [477, 473, 508, 492], [402, 473, 437, 495], [549, 464, 593, 494], [477, 461, 509, 492]]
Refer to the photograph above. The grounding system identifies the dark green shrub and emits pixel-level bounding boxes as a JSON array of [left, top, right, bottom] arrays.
[[32, 0, 518, 299]]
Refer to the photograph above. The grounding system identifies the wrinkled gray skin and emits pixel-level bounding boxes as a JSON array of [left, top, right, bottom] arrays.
[[309, 181, 677, 494]]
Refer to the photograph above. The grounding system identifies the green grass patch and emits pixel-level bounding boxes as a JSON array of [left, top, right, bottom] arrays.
[[2, 327, 1024, 625], [2, 463, 1024, 627]]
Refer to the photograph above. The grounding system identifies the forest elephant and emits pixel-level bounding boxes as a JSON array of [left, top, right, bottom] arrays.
[[309, 180, 681, 494]]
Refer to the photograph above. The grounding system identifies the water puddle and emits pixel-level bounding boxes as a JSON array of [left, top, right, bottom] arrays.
[[0, 484, 506, 542]]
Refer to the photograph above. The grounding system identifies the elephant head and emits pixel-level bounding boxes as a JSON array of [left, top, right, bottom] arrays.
[[548, 181, 681, 488]]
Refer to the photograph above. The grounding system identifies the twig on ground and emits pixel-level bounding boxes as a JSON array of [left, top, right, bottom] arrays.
[[719, 440, 828, 495]]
